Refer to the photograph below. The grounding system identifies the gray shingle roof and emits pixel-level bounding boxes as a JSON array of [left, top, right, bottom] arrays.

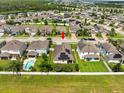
[[27, 40, 49, 50], [105, 53, 122, 62], [1, 40, 26, 51], [102, 43, 118, 53], [54, 43, 74, 61], [78, 42, 100, 53]]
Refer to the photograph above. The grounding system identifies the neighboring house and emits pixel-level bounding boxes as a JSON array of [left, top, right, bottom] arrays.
[[25, 27, 37, 36], [0, 27, 5, 37], [11, 25, 25, 36], [77, 42, 100, 61], [0, 40, 27, 60], [54, 43, 74, 64], [0, 15, 6, 23], [14, 17, 32, 23], [40, 26, 52, 36], [105, 53, 124, 63], [0, 41, 6, 48], [26, 40, 49, 57], [100, 43, 124, 63], [119, 43, 124, 52], [100, 43, 118, 55], [70, 24, 80, 33], [56, 26, 66, 33]]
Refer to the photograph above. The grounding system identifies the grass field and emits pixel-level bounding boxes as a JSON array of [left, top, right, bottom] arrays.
[[0, 75, 124, 93]]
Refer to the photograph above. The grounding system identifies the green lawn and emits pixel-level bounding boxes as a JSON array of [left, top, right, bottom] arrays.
[[0, 60, 12, 71], [109, 33, 124, 38], [0, 75, 124, 93], [49, 51, 54, 64], [79, 61, 108, 72]]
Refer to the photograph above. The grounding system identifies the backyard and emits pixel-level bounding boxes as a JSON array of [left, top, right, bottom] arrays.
[[0, 75, 124, 93], [79, 61, 108, 72]]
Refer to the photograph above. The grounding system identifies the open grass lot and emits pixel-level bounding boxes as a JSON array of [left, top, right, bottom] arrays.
[[0, 75, 124, 93]]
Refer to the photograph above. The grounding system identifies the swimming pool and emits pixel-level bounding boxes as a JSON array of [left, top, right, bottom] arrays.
[[23, 58, 36, 71]]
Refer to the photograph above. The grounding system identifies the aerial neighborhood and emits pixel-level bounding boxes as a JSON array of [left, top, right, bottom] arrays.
[[0, 1, 124, 73], [1, 0, 124, 93]]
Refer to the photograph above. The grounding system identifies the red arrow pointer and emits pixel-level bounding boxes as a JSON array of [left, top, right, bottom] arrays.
[[61, 31, 65, 40]]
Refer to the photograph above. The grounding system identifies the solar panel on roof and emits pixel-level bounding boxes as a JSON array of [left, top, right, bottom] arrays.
[[58, 53, 70, 60], [113, 54, 122, 58]]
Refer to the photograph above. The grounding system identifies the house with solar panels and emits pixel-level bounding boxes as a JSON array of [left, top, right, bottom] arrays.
[[100, 43, 124, 63], [54, 43, 74, 64]]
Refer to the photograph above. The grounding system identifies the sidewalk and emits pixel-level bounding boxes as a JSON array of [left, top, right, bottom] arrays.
[[1, 72, 124, 75]]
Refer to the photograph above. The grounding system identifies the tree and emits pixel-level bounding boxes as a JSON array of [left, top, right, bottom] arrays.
[[36, 29, 41, 36], [63, 20, 66, 26], [6, 20, 16, 25], [75, 64, 79, 71], [99, 19, 104, 24], [52, 28, 57, 36], [33, 18, 39, 23], [40, 61, 52, 72], [84, 18, 87, 25], [76, 28, 91, 37], [9, 61, 21, 73], [44, 20, 48, 25], [96, 32, 102, 38], [42, 53, 48, 61], [112, 63, 122, 72], [109, 28, 116, 37], [109, 21, 115, 27]]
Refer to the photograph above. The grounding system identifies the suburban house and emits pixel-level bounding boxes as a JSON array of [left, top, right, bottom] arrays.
[[0, 40, 27, 60], [25, 27, 38, 36], [26, 40, 49, 57], [11, 25, 25, 36], [56, 26, 66, 33], [100, 43, 124, 63], [100, 43, 118, 55], [40, 26, 52, 36], [119, 43, 124, 52], [54, 43, 74, 64], [0, 26, 5, 37], [0, 41, 6, 48], [105, 53, 124, 63], [77, 42, 100, 61]]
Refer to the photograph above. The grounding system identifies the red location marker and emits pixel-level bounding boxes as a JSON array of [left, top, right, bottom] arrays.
[[61, 31, 65, 40]]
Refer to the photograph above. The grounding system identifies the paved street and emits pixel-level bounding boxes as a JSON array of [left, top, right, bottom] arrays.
[[0, 37, 80, 44]]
